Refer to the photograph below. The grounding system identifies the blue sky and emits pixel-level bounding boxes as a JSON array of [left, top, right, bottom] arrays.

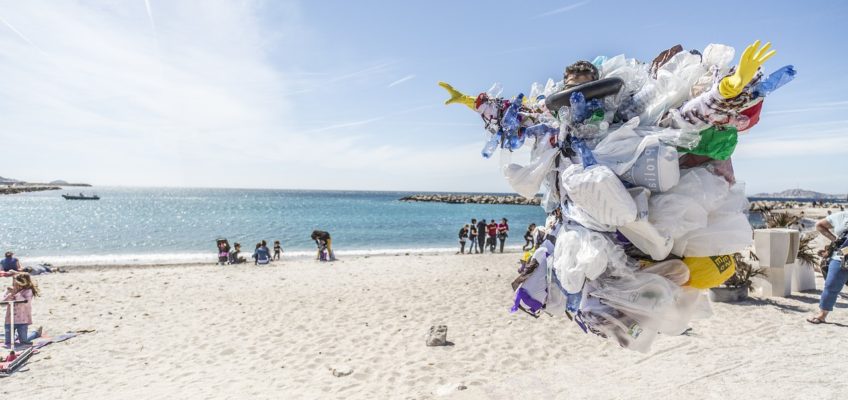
[[0, 0, 846, 194]]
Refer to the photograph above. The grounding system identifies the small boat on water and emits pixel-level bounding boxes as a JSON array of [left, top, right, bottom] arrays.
[[62, 193, 100, 200]]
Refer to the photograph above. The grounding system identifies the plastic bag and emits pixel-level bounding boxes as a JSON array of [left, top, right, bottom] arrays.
[[641, 259, 690, 286], [511, 247, 550, 315], [618, 188, 674, 260], [503, 145, 559, 199], [672, 211, 752, 257], [561, 164, 637, 228], [754, 65, 796, 98], [680, 126, 738, 160], [553, 225, 629, 293], [682, 255, 736, 289], [598, 54, 649, 95], [591, 118, 681, 192]]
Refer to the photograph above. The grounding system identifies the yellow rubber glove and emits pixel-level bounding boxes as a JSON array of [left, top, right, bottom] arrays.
[[438, 81, 477, 111], [718, 40, 777, 99]]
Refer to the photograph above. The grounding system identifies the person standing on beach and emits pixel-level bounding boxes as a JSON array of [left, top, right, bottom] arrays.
[[311, 230, 336, 261], [486, 220, 497, 253], [476, 219, 487, 254], [273, 240, 283, 261], [522, 223, 536, 251], [458, 224, 469, 254], [807, 210, 848, 324], [497, 218, 510, 253], [468, 219, 479, 254], [1, 252, 21, 273]]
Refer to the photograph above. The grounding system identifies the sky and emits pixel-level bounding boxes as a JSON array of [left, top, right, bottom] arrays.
[[0, 0, 846, 194]]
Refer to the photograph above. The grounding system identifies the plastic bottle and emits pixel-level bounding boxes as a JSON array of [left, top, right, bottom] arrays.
[[754, 65, 796, 97], [481, 131, 501, 158]]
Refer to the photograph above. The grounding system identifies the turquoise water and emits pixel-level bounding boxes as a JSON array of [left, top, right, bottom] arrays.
[[0, 188, 547, 265]]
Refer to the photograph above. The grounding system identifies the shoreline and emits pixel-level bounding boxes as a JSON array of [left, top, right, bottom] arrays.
[[22, 246, 527, 269]]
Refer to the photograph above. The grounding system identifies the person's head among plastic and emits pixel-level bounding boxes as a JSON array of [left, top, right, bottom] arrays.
[[563, 61, 599, 88], [4, 251, 12, 258]]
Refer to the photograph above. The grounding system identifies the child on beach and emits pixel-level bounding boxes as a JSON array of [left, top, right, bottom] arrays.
[[3, 273, 40, 348], [273, 240, 283, 261]]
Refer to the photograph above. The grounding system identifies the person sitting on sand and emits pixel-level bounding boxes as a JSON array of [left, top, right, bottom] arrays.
[[311, 230, 336, 261], [807, 210, 848, 324], [4, 273, 41, 348], [229, 243, 246, 264], [253, 242, 271, 265], [1, 252, 21, 273]]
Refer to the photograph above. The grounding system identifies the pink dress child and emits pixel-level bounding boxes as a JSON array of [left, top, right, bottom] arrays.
[[4, 288, 34, 347]]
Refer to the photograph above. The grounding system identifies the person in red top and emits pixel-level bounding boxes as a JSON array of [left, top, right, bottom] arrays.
[[497, 218, 510, 253], [486, 220, 497, 253]]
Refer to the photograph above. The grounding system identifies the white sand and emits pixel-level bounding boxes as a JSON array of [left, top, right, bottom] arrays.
[[2, 252, 847, 399]]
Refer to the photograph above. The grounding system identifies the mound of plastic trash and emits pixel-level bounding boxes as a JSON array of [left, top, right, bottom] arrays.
[[440, 40, 795, 352]]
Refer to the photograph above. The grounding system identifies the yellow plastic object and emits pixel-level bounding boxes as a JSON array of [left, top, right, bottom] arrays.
[[719, 40, 777, 99], [438, 81, 477, 111], [682, 255, 736, 289]]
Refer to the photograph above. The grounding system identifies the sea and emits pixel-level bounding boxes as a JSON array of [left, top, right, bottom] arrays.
[[0, 187, 547, 266], [3, 188, 842, 266]]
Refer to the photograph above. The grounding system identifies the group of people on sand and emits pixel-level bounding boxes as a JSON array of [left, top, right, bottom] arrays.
[[457, 218, 513, 254], [217, 240, 284, 265], [217, 231, 337, 264], [1, 251, 42, 350]]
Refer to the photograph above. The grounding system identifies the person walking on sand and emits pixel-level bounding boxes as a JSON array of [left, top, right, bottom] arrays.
[[522, 223, 536, 251], [497, 218, 510, 253], [807, 210, 848, 324], [476, 218, 487, 254], [458, 224, 469, 254], [486, 220, 497, 253], [468, 219, 479, 254]]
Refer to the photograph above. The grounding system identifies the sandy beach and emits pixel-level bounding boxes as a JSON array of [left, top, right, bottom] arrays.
[[2, 251, 846, 399]]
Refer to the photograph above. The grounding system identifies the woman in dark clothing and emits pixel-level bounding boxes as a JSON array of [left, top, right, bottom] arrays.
[[311, 230, 336, 261], [497, 218, 510, 253], [522, 223, 536, 251], [458, 224, 469, 254]]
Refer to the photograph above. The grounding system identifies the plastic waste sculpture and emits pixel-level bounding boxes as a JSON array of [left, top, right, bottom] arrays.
[[440, 41, 795, 352]]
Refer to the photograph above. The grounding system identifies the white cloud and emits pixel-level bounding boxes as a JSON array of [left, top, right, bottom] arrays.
[[388, 74, 415, 88], [534, 1, 590, 18]]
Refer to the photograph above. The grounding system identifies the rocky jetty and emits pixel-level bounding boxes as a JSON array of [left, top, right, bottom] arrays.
[[0, 185, 61, 195], [749, 200, 845, 212], [400, 194, 540, 206]]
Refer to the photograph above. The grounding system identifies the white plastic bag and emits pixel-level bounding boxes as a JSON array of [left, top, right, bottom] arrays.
[[618, 188, 674, 260], [553, 226, 629, 293], [503, 146, 559, 199], [561, 164, 637, 228]]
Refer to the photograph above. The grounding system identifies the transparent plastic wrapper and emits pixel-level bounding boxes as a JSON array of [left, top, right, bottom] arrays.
[[561, 164, 637, 228], [701, 43, 735, 74], [618, 188, 674, 260], [648, 167, 729, 241], [591, 270, 700, 336], [654, 109, 707, 149], [598, 54, 649, 95], [641, 259, 690, 285], [667, 167, 730, 213], [618, 51, 705, 126], [553, 226, 629, 293], [503, 145, 559, 199], [578, 295, 658, 353], [591, 118, 681, 192], [672, 211, 753, 257]]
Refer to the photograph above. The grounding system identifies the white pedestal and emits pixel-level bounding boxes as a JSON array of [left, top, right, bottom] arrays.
[[792, 262, 817, 292], [753, 229, 795, 298]]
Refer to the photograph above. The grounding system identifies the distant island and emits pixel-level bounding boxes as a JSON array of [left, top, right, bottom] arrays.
[[752, 189, 846, 200], [1, 175, 91, 195]]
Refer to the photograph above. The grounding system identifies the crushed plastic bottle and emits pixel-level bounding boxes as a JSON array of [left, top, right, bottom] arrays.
[[754, 65, 796, 98], [481, 131, 501, 159]]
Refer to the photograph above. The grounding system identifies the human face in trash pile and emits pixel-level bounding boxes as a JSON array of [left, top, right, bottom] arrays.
[[564, 72, 595, 88]]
